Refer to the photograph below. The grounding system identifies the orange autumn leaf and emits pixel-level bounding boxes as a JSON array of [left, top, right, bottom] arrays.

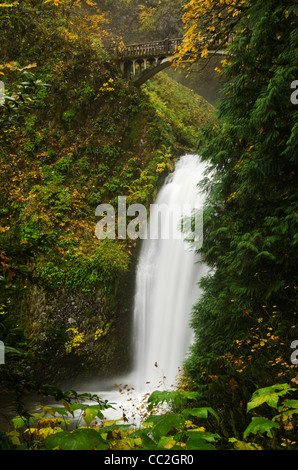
[[229, 378, 239, 390]]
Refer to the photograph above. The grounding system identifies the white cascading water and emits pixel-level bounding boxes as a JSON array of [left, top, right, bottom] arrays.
[[68, 154, 208, 423], [131, 154, 207, 393]]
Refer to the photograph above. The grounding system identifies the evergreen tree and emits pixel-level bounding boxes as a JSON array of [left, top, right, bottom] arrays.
[[185, 0, 298, 427]]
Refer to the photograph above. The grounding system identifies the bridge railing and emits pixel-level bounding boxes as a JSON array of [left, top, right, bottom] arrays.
[[108, 34, 234, 60], [109, 38, 184, 59]]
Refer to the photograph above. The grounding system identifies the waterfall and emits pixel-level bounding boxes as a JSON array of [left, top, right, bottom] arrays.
[[131, 154, 207, 392], [43, 154, 208, 425]]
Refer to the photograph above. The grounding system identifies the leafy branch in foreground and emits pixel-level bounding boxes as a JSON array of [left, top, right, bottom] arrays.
[[231, 383, 298, 449], [172, 0, 248, 67], [2, 384, 296, 450]]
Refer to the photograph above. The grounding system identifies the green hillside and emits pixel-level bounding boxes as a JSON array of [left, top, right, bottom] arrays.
[[0, 0, 214, 386]]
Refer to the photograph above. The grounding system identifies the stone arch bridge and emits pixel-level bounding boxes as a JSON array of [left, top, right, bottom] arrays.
[[108, 37, 231, 87]]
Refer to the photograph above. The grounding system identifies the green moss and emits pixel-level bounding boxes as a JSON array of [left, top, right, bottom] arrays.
[[36, 239, 130, 295]]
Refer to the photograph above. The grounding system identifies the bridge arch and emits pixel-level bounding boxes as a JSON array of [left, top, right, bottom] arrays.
[[109, 37, 231, 87], [120, 56, 172, 86]]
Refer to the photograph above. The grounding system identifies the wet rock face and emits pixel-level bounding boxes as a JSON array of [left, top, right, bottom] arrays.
[[27, 285, 127, 382], [25, 249, 136, 384], [41, 288, 108, 334]]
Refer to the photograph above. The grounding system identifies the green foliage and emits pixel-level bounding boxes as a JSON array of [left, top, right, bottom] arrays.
[[93, 0, 185, 43], [5, 388, 222, 450], [247, 384, 295, 412], [4, 384, 297, 450], [37, 239, 130, 294], [0, 68, 50, 132], [184, 0, 298, 436], [147, 389, 201, 411], [143, 73, 215, 153], [0, 0, 215, 391], [242, 383, 298, 446], [0, 241, 44, 408], [45, 428, 107, 450], [243, 417, 280, 439]]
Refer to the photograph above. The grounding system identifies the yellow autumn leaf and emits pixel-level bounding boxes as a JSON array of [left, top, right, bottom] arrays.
[[24, 427, 63, 438]]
